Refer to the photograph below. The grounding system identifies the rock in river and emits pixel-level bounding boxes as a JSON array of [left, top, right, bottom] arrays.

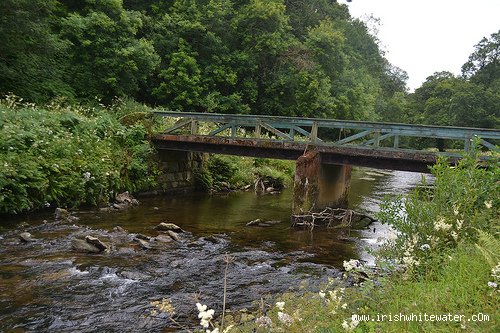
[[135, 238, 152, 250], [166, 230, 181, 242], [19, 232, 34, 243], [85, 236, 109, 252], [71, 236, 109, 253], [155, 234, 173, 243], [155, 222, 184, 233], [71, 239, 101, 253]]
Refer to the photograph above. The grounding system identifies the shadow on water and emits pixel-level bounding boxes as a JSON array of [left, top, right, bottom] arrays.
[[0, 167, 429, 332]]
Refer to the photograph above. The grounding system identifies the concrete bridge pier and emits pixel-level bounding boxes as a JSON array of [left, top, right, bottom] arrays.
[[292, 150, 352, 214]]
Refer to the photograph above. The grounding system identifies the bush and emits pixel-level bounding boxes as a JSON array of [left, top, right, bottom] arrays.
[[0, 95, 158, 214], [378, 152, 499, 277], [208, 155, 237, 184]]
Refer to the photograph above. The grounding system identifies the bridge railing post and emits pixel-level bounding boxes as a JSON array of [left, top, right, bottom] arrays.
[[255, 122, 261, 138], [231, 124, 236, 138], [373, 130, 380, 147], [190, 118, 198, 135], [393, 135, 400, 148], [310, 122, 318, 143]]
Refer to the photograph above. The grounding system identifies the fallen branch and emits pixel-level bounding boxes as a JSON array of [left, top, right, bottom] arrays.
[[291, 207, 376, 230]]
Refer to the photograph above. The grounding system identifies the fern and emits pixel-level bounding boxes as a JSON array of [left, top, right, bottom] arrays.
[[475, 228, 500, 267]]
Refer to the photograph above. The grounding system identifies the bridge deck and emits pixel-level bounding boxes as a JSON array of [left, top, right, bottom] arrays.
[[152, 112, 499, 173]]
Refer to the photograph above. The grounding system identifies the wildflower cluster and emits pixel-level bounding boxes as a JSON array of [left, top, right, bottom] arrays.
[[378, 154, 499, 278], [488, 262, 500, 292], [0, 97, 158, 214], [343, 259, 360, 272], [150, 298, 175, 316], [196, 303, 215, 329], [319, 286, 347, 315], [341, 315, 360, 332]]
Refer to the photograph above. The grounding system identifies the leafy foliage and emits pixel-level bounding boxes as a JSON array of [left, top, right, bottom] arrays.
[[0, 0, 406, 121], [378, 151, 499, 277], [0, 95, 158, 214]]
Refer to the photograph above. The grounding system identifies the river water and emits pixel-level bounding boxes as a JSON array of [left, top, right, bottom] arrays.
[[0, 168, 427, 332]]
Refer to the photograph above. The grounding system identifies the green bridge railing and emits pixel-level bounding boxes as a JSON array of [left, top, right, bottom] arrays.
[[154, 111, 500, 156]]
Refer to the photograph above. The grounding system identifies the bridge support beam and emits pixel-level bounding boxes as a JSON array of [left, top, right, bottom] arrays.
[[293, 150, 352, 214]]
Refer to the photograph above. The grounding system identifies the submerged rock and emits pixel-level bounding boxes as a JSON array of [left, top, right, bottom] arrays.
[[351, 217, 374, 229], [135, 238, 152, 250], [71, 238, 101, 253], [156, 222, 184, 233], [166, 230, 181, 242], [155, 234, 173, 243], [246, 219, 281, 227], [19, 232, 34, 243], [85, 236, 109, 252]]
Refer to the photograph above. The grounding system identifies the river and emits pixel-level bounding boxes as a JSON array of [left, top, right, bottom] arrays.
[[0, 168, 427, 332]]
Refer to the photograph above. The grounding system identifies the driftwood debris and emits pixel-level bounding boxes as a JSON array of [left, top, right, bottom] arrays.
[[291, 207, 376, 230]]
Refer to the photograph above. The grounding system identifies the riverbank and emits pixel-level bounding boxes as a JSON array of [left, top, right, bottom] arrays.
[[184, 155, 499, 333], [0, 96, 293, 216], [0, 96, 159, 214]]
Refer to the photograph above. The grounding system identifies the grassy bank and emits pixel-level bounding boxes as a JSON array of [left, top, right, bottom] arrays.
[[0, 96, 159, 214], [227, 242, 498, 333]]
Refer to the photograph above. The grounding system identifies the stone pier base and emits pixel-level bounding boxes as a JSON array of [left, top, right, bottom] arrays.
[[156, 150, 205, 192], [292, 150, 352, 214]]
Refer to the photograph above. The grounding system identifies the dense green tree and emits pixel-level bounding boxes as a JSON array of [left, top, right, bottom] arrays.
[[407, 71, 499, 128], [0, 0, 410, 122], [462, 30, 499, 86], [153, 39, 203, 110], [0, 0, 73, 102], [60, 0, 160, 102]]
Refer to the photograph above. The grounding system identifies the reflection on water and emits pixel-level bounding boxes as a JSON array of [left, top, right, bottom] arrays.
[[0, 167, 428, 332]]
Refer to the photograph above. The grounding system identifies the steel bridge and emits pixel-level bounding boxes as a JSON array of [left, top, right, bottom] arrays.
[[152, 111, 499, 173]]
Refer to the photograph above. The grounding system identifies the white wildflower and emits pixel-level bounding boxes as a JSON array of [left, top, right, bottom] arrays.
[[451, 231, 458, 241], [456, 219, 463, 230], [196, 303, 214, 328], [319, 291, 326, 298], [453, 205, 460, 216], [484, 201, 492, 209], [419, 244, 430, 251], [277, 311, 294, 326], [341, 316, 360, 332], [343, 259, 360, 272], [402, 255, 419, 267], [487, 281, 498, 288], [275, 301, 285, 311], [83, 172, 91, 181], [434, 217, 452, 232], [255, 316, 272, 328], [341, 303, 347, 309], [491, 263, 500, 279], [350, 315, 360, 328]]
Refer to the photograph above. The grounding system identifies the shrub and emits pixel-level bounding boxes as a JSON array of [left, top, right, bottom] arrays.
[[0, 95, 158, 214], [378, 151, 499, 277]]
